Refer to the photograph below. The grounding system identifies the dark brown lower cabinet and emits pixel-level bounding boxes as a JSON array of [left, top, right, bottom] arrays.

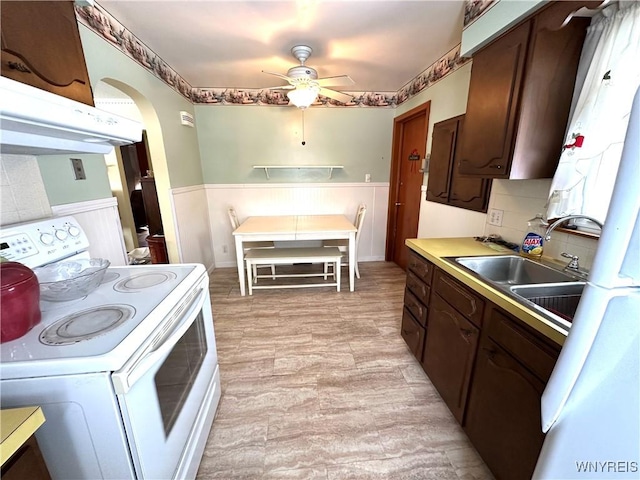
[[464, 307, 560, 480], [1, 435, 52, 480], [401, 308, 425, 361], [422, 293, 479, 423]]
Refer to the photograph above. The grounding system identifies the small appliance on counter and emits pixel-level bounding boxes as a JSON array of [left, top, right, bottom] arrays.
[[0, 216, 220, 480], [0, 261, 41, 343]]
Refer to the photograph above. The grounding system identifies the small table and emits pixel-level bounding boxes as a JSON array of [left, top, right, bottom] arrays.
[[232, 214, 357, 296]]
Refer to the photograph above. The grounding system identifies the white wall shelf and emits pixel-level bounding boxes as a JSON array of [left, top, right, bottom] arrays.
[[253, 165, 344, 180]]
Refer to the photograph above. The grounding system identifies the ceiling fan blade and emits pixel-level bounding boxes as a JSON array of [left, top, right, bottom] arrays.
[[316, 75, 355, 87], [318, 87, 353, 104], [262, 70, 294, 84], [263, 85, 295, 91]]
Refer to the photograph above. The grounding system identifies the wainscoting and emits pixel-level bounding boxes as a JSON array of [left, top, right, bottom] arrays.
[[170, 184, 215, 270], [52, 197, 128, 266], [205, 183, 390, 268]]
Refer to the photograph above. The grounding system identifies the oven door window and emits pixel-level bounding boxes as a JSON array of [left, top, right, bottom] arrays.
[[155, 311, 207, 436]]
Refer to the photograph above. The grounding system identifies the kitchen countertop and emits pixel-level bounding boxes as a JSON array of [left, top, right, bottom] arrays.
[[406, 237, 567, 346], [0, 406, 46, 466]]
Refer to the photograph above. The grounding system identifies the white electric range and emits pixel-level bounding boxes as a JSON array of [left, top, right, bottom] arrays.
[[0, 216, 220, 480]]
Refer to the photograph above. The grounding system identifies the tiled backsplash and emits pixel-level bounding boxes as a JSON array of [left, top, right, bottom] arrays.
[[1, 154, 52, 226], [485, 179, 599, 269]]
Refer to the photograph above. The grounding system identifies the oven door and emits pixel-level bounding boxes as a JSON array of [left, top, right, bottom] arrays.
[[112, 275, 219, 480]]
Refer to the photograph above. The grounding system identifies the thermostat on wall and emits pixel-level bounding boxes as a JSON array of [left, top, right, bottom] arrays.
[[180, 111, 195, 127]]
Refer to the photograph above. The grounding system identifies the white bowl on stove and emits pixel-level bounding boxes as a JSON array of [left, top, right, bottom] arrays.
[[35, 258, 110, 302]]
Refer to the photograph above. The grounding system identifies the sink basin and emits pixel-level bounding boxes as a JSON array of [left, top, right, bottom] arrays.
[[510, 282, 585, 323], [444, 255, 585, 333], [452, 255, 578, 285]]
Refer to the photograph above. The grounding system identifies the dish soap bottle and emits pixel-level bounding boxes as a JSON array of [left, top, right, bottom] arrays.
[[520, 214, 546, 259]]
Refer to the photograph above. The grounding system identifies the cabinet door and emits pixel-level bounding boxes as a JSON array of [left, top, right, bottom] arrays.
[[448, 121, 492, 213], [401, 308, 426, 362], [510, 1, 591, 178], [426, 116, 491, 212], [457, 21, 531, 177], [422, 293, 479, 424], [1, 1, 94, 106], [464, 338, 547, 480], [426, 117, 458, 204], [1, 435, 52, 480]]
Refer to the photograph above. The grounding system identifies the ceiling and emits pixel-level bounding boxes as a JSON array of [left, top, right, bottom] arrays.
[[94, 1, 467, 94]]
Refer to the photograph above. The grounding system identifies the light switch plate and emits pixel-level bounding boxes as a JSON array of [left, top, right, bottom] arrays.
[[71, 158, 86, 180], [488, 208, 504, 226]]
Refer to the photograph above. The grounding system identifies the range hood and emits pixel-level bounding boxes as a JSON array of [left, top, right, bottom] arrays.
[[0, 77, 142, 155]]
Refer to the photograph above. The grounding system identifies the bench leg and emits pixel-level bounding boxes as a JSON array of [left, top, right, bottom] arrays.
[[271, 264, 276, 280], [246, 260, 254, 295], [336, 258, 341, 292]]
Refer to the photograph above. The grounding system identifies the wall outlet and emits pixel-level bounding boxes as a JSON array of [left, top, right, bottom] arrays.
[[222, 245, 228, 254], [488, 208, 504, 226], [71, 158, 86, 180], [365, 173, 371, 183]]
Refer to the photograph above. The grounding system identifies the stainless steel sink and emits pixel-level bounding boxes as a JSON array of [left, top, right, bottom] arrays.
[[444, 255, 585, 333], [510, 282, 585, 323], [452, 255, 578, 285]]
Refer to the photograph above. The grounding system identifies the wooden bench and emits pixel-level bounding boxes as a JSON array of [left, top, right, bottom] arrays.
[[245, 247, 342, 295]]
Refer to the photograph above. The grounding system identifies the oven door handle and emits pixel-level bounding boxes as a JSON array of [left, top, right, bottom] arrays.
[[112, 286, 206, 394]]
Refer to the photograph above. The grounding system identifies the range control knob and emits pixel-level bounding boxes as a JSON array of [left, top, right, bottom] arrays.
[[68, 225, 81, 237], [55, 229, 68, 241], [39, 232, 55, 246]]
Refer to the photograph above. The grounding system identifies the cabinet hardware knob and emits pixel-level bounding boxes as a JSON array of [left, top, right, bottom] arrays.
[[460, 328, 473, 338], [490, 165, 502, 169], [482, 347, 497, 359], [7, 61, 31, 73]]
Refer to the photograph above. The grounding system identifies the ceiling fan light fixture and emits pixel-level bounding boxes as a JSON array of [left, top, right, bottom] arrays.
[[287, 85, 319, 109]]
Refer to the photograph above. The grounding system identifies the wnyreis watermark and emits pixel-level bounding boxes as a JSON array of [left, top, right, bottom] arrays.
[[575, 461, 639, 473]]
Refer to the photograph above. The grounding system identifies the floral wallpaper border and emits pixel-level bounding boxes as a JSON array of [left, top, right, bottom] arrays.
[[463, 0, 497, 28], [76, 3, 470, 108]]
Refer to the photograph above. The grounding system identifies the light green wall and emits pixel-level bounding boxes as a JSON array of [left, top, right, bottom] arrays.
[[78, 25, 204, 189], [195, 105, 395, 183], [37, 154, 112, 205], [395, 62, 473, 183]]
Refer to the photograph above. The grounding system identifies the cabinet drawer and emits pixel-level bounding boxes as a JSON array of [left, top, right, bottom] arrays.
[[406, 270, 431, 305], [404, 288, 428, 327], [485, 308, 559, 382], [401, 308, 425, 362], [433, 270, 484, 327], [407, 249, 433, 285]]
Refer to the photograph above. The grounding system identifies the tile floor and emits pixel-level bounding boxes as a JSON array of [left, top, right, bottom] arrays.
[[197, 262, 494, 479]]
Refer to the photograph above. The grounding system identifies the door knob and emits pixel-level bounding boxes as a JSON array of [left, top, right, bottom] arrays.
[[395, 202, 404, 206]]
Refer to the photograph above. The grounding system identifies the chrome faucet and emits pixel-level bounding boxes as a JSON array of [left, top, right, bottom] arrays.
[[544, 215, 604, 241]]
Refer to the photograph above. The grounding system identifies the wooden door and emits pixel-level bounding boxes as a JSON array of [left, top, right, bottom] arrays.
[[386, 102, 430, 269]]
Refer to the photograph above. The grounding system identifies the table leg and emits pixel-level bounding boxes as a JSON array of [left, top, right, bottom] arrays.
[[348, 231, 355, 292], [234, 235, 246, 296]]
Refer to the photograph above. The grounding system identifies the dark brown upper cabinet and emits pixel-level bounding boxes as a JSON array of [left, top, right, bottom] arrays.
[[456, 1, 593, 179], [426, 115, 491, 212], [1, 1, 94, 106]]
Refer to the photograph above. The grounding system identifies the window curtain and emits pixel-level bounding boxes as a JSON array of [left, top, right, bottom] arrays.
[[546, 1, 640, 224]]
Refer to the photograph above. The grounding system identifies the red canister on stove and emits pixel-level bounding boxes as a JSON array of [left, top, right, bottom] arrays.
[[1, 261, 41, 343]]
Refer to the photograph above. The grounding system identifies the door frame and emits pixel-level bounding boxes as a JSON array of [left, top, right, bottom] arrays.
[[385, 101, 431, 263]]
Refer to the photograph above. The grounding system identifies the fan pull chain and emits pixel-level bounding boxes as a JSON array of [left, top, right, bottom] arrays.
[[301, 109, 306, 146]]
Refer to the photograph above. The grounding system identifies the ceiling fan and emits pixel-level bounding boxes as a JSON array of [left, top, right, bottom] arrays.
[[263, 45, 355, 108]]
